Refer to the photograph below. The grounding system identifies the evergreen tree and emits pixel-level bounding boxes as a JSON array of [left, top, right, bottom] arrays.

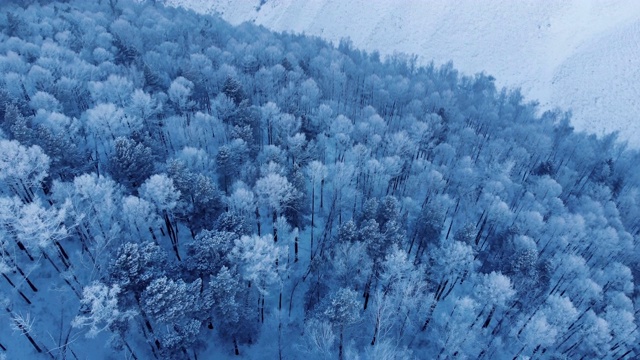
[[321, 288, 361, 360], [222, 75, 245, 106], [109, 137, 154, 190]]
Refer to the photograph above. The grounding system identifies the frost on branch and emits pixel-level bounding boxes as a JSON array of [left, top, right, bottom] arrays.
[[72, 282, 135, 338]]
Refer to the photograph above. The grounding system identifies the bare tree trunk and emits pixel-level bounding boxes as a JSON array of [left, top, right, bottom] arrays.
[[310, 184, 315, 261], [256, 207, 261, 236], [148, 227, 159, 245], [320, 179, 324, 209], [278, 322, 283, 360], [273, 211, 278, 242], [339, 326, 344, 360], [123, 339, 138, 360], [421, 297, 438, 332], [371, 314, 379, 345], [233, 337, 239, 355], [482, 306, 496, 329], [2, 273, 32, 304], [15, 264, 38, 292], [16, 240, 34, 261], [42, 251, 81, 298], [7, 309, 42, 353], [164, 212, 181, 261], [54, 240, 70, 264], [289, 279, 300, 318]]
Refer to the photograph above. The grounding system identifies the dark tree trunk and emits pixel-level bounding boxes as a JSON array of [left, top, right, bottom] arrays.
[[310, 184, 315, 260], [339, 326, 344, 360], [164, 213, 181, 261], [16, 241, 34, 261], [273, 211, 277, 242], [149, 227, 158, 244], [256, 207, 261, 236], [482, 307, 496, 329], [16, 265, 38, 292], [278, 322, 283, 360], [123, 339, 139, 360], [320, 179, 324, 209], [371, 314, 379, 345], [8, 310, 41, 353]]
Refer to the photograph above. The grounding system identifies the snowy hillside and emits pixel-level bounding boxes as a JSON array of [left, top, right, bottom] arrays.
[[168, 0, 640, 147]]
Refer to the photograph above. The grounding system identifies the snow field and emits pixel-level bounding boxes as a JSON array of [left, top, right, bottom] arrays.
[[170, 0, 640, 146]]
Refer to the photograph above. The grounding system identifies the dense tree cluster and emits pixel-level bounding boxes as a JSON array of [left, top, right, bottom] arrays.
[[0, 0, 638, 358]]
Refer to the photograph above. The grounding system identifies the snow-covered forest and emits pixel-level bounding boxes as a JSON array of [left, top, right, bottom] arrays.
[[0, 0, 638, 359]]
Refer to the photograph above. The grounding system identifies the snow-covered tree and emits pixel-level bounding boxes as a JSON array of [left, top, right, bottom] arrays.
[[109, 241, 166, 303], [85, 103, 142, 153], [88, 75, 134, 108], [209, 265, 257, 355], [184, 230, 235, 281], [0, 139, 49, 203], [72, 282, 136, 338], [108, 137, 154, 190], [141, 276, 205, 355], [168, 76, 195, 115], [121, 195, 161, 242], [230, 233, 282, 294], [52, 173, 122, 268], [139, 174, 182, 259], [321, 287, 361, 360]]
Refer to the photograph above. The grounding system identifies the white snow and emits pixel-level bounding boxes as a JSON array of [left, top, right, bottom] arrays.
[[167, 0, 640, 147]]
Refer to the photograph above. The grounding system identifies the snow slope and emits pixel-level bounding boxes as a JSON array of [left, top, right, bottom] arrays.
[[167, 0, 640, 147]]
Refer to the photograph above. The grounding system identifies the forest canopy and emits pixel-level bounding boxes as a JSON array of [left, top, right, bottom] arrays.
[[0, 0, 638, 359]]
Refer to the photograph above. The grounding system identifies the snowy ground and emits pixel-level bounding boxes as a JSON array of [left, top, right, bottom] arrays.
[[167, 0, 640, 147]]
